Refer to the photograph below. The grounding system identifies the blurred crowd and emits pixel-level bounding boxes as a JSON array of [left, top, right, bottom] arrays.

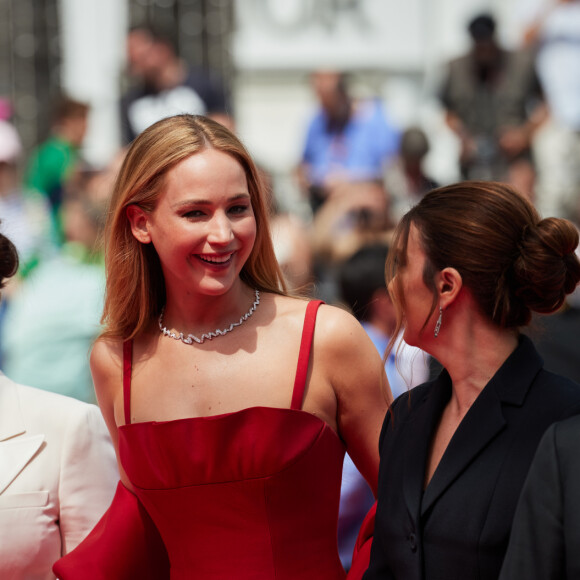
[[1, 6, 580, 572]]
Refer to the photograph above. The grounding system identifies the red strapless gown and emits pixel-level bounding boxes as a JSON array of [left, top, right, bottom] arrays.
[[119, 300, 347, 579]]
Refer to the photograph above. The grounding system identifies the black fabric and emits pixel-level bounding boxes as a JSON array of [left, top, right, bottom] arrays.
[[364, 335, 580, 580], [500, 414, 580, 580], [120, 68, 230, 144]]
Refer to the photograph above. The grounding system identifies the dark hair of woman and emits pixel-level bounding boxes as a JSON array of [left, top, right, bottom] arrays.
[[386, 180, 580, 341], [0, 231, 19, 289]]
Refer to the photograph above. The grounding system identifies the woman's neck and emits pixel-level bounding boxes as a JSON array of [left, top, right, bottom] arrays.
[[432, 314, 519, 415], [162, 282, 256, 336]]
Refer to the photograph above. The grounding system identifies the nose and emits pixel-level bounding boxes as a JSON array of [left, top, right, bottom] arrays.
[[207, 212, 234, 244]]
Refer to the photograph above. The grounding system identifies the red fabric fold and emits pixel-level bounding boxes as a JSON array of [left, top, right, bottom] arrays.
[[53, 481, 170, 579], [346, 501, 376, 580]]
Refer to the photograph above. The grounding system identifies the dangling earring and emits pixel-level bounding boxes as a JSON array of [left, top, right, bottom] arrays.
[[434, 307, 443, 338]]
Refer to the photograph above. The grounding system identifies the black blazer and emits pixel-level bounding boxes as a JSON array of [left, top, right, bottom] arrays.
[[499, 414, 580, 580], [364, 335, 580, 580]]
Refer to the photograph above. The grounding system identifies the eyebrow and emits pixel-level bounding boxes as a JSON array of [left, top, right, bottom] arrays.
[[171, 193, 251, 209]]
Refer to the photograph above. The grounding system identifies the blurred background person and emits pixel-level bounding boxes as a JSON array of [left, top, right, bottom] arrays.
[[338, 242, 430, 400], [0, 116, 55, 369], [270, 206, 314, 293], [439, 13, 547, 201], [4, 1, 577, 248], [257, 164, 314, 293], [120, 25, 233, 143], [383, 126, 439, 221], [521, 0, 580, 221], [296, 70, 400, 215], [24, 96, 90, 246], [0, 118, 54, 282], [0, 185, 107, 403], [0, 229, 118, 580], [310, 180, 393, 303]]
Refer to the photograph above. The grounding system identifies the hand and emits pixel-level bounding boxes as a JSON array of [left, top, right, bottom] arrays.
[[498, 127, 530, 158]]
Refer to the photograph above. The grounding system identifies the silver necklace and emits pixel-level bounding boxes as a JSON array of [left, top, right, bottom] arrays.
[[158, 289, 260, 345]]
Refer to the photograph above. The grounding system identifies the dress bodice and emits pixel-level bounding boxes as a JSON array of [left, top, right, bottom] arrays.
[[119, 301, 347, 579]]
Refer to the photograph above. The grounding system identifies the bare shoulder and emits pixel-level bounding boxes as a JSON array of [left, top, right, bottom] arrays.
[[90, 337, 124, 377], [265, 294, 371, 351], [315, 302, 376, 356], [313, 303, 387, 397], [273, 297, 379, 373], [267, 294, 357, 327], [317, 301, 367, 332], [266, 293, 309, 313], [90, 337, 125, 404], [263, 293, 310, 329]]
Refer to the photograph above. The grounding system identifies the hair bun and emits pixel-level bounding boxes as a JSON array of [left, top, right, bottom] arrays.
[[513, 217, 580, 314]]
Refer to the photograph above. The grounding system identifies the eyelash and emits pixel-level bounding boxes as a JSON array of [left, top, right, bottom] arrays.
[[183, 205, 250, 219], [229, 204, 250, 215]]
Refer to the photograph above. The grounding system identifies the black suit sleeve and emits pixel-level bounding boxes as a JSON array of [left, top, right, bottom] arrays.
[[499, 423, 565, 580]]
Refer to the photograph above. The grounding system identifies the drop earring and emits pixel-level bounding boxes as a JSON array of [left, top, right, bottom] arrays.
[[434, 307, 443, 338]]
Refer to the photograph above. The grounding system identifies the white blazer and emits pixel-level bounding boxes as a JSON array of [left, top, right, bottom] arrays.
[[0, 372, 119, 580]]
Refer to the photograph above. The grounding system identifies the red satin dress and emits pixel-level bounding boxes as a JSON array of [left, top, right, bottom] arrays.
[[119, 300, 347, 579]]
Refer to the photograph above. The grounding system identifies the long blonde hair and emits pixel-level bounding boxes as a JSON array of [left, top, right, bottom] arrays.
[[101, 115, 287, 339]]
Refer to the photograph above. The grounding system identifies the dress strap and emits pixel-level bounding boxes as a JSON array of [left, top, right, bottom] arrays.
[[291, 300, 324, 410], [122, 340, 133, 425]]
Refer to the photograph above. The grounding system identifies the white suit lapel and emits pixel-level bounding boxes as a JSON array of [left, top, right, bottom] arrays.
[[0, 373, 46, 494], [0, 434, 45, 494]]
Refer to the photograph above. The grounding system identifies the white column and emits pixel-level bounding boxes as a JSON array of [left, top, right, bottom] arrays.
[[58, 0, 128, 167]]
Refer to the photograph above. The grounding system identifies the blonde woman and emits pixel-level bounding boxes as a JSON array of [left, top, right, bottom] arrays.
[[55, 115, 389, 580]]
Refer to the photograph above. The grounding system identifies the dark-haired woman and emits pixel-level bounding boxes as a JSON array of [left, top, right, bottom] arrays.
[[362, 181, 580, 580]]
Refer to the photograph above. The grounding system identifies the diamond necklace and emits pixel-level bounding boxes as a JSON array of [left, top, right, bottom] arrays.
[[158, 289, 260, 345]]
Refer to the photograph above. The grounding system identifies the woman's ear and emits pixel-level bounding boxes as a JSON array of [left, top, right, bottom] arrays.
[[126, 204, 152, 244], [437, 267, 462, 309]]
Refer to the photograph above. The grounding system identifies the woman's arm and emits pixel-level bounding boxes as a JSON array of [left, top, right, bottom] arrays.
[[90, 337, 133, 488], [316, 305, 391, 495]]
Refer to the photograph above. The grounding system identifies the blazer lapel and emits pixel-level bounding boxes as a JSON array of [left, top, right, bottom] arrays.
[[421, 380, 505, 515], [421, 335, 542, 516], [0, 374, 45, 494], [402, 372, 451, 522], [0, 434, 45, 494]]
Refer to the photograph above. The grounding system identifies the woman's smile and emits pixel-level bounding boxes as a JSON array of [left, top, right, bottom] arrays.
[[196, 252, 235, 266]]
